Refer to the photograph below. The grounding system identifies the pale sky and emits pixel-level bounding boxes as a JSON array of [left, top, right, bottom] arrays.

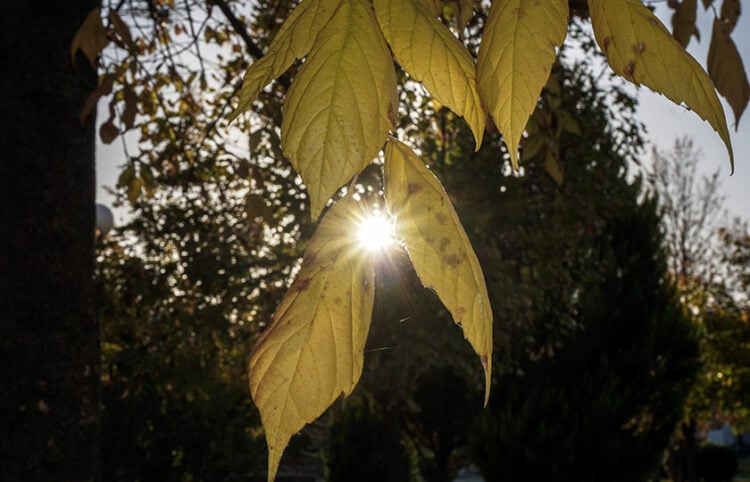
[[96, 3, 750, 224]]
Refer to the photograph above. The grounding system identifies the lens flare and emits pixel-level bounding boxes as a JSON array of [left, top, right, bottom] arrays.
[[356, 211, 396, 252]]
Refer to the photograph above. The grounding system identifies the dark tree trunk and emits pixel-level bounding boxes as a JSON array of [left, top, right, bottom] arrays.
[[668, 418, 700, 482], [683, 418, 699, 482], [0, 2, 99, 481]]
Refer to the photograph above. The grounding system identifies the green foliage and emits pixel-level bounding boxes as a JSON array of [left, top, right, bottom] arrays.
[[468, 195, 699, 482], [96, 152, 306, 479], [97, 238, 267, 480], [648, 139, 750, 432], [413, 55, 700, 481], [408, 367, 475, 482], [686, 294, 750, 430], [325, 395, 412, 482]]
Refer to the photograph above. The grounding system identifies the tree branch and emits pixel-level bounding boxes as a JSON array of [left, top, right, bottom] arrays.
[[210, 0, 265, 60]]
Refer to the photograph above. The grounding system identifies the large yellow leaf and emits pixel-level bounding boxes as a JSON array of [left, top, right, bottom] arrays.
[[477, 0, 569, 170], [249, 195, 375, 482], [419, 0, 442, 17], [282, 0, 398, 219], [589, 0, 734, 169], [232, 0, 341, 118], [383, 138, 492, 404], [707, 18, 749, 127], [374, 0, 485, 150]]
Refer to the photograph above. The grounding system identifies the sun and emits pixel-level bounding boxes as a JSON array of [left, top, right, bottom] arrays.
[[355, 211, 396, 252]]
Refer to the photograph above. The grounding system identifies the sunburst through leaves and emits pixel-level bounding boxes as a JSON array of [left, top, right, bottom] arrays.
[[355, 210, 397, 252]]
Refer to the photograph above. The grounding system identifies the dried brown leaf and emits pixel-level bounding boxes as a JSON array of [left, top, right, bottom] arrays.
[[707, 18, 750, 127]]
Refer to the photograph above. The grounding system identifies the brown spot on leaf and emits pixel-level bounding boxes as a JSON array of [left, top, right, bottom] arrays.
[[444, 253, 462, 266], [625, 60, 636, 79], [439, 237, 450, 252], [456, 306, 466, 317], [333, 296, 343, 305], [302, 253, 316, 267], [435, 212, 448, 225], [294, 278, 312, 292], [407, 183, 423, 195], [603, 36, 612, 52], [633, 42, 645, 55]]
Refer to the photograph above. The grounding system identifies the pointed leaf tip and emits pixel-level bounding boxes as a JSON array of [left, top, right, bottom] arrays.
[[384, 138, 493, 403], [477, 0, 569, 170], [375, 0, 486, 150], [249, 195, 375, 482]]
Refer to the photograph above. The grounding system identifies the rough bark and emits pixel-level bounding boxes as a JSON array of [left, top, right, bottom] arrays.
[[0, 1, 100, 481]]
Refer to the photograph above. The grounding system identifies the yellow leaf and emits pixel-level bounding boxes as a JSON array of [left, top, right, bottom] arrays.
[[671, 0, 698, 47], [282, 0, 398, 219], [231, 0, 341, 119], [71, 8, 110, 68], [249, 195, 375, 482], [707, 18, 749, 127], [383, 138, 492, 405], [477, 0, 569, 170], [589, 0, 734, 170], [419, 0, 442, 17], [374, 0, 486, 150]]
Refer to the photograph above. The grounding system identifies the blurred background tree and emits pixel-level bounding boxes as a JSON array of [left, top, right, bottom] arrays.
[[647, 137, 750, 482]]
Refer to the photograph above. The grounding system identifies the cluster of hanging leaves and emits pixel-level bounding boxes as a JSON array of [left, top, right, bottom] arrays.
[[668, 0, 750, 126], [226, 0, 743, 480]]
